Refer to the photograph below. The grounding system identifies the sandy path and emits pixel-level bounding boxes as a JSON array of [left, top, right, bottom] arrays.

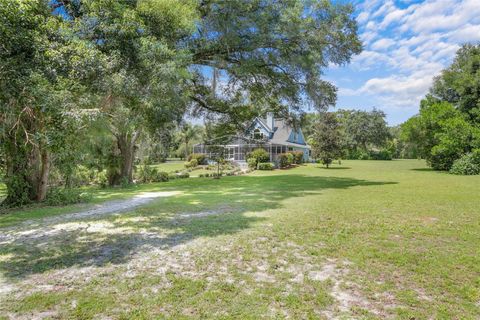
[[0, 191, 180, 245]]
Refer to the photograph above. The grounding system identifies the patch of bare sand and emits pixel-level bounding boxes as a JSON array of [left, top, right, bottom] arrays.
[[0, 191, 181, 245]]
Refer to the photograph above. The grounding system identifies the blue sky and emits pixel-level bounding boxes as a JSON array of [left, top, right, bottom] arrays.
[[325, 0, 480, 125]]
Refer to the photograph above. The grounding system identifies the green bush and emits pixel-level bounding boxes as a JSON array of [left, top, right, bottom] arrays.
[[258, 162, 274, 170], [450, 150, 480, 175], [136, 165, 157, 183], [69, 165, 95, 186], [211, 172, 223, 178], [179, 172, 190, 179], [429, 145, 460, 171], [94, 170, 108, 188], [246, 148, 269, 168], [247, 158, 258, 169], [136, 165, 169, 183], [136, 166, 151, 183], [359, 152, 370, 160], [287, 151, 304, 164], [156, 171, 170, 182], [369, 149, 393, 160], [44, 188, 92, 206], [184, 158, 198, 169], [278, 153, 294, 168], [187, 153, 207, 165]]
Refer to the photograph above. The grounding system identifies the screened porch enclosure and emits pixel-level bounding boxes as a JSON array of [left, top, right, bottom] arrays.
[[193, 143, 295, 161]]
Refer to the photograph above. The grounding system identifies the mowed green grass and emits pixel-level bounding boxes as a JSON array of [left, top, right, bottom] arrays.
[[151, 161, 186, 173], [1, 160, 479, 319]]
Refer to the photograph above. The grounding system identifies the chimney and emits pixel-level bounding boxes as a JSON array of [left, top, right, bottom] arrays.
[[266, 112, 274, 131]]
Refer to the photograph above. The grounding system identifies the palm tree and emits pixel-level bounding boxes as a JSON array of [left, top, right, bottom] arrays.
[[177, 123, 202, 159]]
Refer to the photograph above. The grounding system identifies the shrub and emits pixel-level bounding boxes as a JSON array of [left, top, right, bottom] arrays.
[[450, 150, 480, 175], [247, 157, 258, 169], [359, 152, 370, 160], [187, 153, 207, 165], [278, 153, 294, 168], [44, 188, 92, 206], [69, 165, 95, 186], [211, 172, 223, 178], [94, 170, 108, 188], [175, 172, 190, 179], [156, 171, 170, 182], [258, 162, 274, 170], [429, 145, 460, 171], [369, 149, 393, 160], [136, 165, 169, 183], [136, 165, 157, 183], [287, 151, 304, 164], [184, 158, 198, 169], [246, 148, 270, 167]]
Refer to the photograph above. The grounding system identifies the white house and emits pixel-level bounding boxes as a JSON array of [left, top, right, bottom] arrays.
[[193, 113, 311, 163]]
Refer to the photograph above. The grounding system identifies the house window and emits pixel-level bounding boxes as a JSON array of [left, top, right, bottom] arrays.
[[253, 128, 263, 140]]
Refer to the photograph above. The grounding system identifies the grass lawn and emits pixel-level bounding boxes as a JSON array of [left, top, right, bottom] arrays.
[[0, 160, 479, 319], [151, 161, 186, 173], [151, 161, 232, 177]]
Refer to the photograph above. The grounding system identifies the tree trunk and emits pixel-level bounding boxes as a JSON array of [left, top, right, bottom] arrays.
[[116, 131, 139, 185], [2, 138, 51, 205], [35, 149, 50, 202]]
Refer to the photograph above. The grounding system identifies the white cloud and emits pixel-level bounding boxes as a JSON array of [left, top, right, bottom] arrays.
[[356, 11, 370, 24], [371, 38, 396, 50], [338, 0, 480, 114], [445, 24, 480, 42], [351, 50, 395, 70]]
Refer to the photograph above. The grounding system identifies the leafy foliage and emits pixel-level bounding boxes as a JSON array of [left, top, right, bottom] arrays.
[[278, 153, 294, 169], [189, 0, 361, 126], [401, 101, 480, 170], [288, 151, 305, 165], [430, 44, 480, 124], [257, 163, 275, 170], [247, 158, 258, 170], [1, 0, 362, 206], [187, 153, 207, 165], [0, 0, 106, 205], [337, 109, 390, 158], [450, 150, 480, 175], [312, 112, 343, 167], [399, 45, 480, 173], [247, 149, 270, 168], [184, 159, 198, 169], [136, 165, 169, 183], [44, 188, 92, 206]]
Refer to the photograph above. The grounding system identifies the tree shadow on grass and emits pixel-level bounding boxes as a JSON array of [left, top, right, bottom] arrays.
[[0, 175, 397, 280], [411, 168, 447, 174]]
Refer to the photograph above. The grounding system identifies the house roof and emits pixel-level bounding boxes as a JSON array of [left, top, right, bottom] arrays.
[[258, 118, 310, 149], [253, 117, 272, 133]]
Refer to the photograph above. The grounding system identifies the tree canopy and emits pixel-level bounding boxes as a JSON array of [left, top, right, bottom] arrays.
[[430, 44, 480, 124], [312, 112, 343, 167], [1, 0, 362, 206], [401, 44, 480, 171]]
